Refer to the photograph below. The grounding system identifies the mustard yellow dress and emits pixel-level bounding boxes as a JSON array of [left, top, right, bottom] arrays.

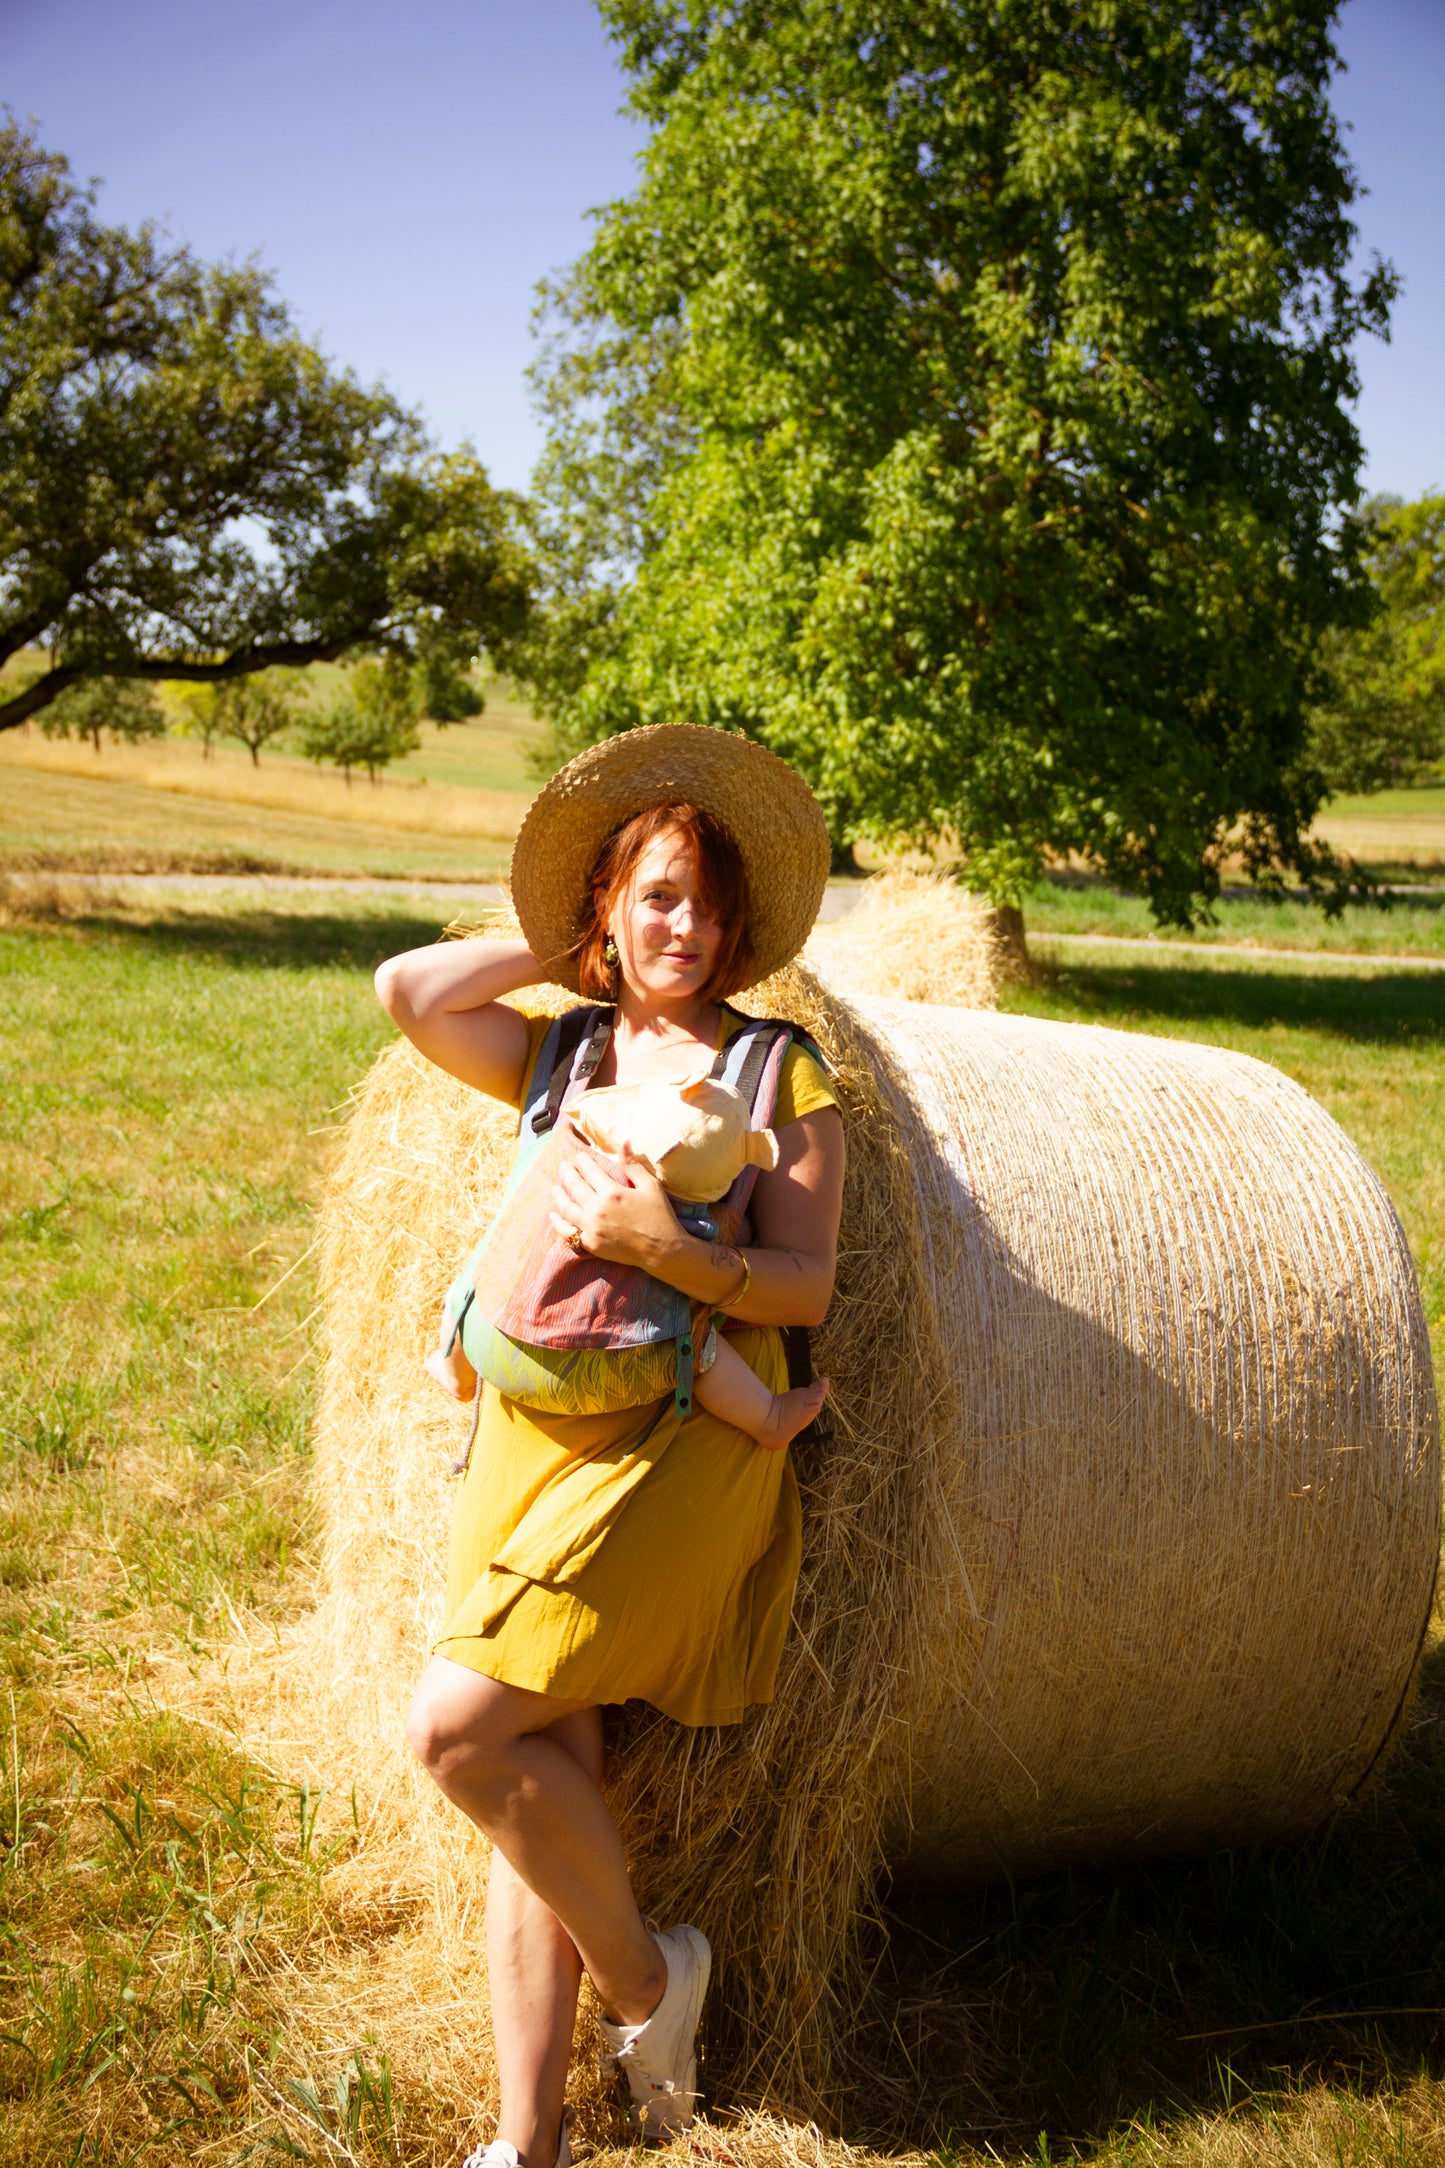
[[434, 1003, 839, 1727]]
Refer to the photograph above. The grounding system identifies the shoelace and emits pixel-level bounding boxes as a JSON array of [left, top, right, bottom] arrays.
[[600, 2031, 683, 2095]]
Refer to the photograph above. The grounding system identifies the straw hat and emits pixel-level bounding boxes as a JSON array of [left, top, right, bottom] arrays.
[[511, 724, 831, 993]]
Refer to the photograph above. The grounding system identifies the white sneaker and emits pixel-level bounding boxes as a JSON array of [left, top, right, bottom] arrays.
[[599, 1923, 711, 2144], [461, 2108, 571, 2168]]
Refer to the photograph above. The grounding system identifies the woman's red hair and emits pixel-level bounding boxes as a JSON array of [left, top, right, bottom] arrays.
[[575, 800, 755, 1002]]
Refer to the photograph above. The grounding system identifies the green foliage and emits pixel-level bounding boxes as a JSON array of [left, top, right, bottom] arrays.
[[0, 120, 533, 734], [169, 682, 225, 758], [214, 670, 302, 767], [35, 676, 165, 752], [413, 644, 484, 720], [1309, 495, 1445, 794], [297, 655, 421, 783], [528, 0, 1394, 924]]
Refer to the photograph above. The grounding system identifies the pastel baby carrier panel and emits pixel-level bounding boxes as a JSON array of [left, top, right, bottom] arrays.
[[439, 1005, 819, 1419]]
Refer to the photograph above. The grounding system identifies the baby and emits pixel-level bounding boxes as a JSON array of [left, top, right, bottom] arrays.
[[425, 1071, 830, 1452]]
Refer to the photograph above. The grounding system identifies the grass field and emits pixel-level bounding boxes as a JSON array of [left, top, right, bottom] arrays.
[[1, 890, 1443, 2164], [1313, 785, 1445, 876], [1022, 879, 1445, 958], [0, 758, 521, 882], [0, 674, 545, 883]]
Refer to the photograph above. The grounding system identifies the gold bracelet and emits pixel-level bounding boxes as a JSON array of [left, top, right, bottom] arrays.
[[720, 1249, 752, 1313]]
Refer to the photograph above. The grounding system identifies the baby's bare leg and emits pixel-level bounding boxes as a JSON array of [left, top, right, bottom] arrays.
[[424, 1340, 478, 1402], [694, 1335, 830, 1453]]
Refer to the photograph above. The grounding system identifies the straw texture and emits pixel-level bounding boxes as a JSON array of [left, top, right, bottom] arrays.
[[511, 724, 831, 991], [228, 964, 1438, 2125], [805, 868, 1002, 1007], [862, 997, 1440, 1883]]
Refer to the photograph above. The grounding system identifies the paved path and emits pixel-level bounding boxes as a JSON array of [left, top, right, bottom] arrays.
[[10, 868, 1444, 968]]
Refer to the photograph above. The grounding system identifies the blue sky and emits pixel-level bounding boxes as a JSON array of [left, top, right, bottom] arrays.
[[2, 0, 1440, 499]]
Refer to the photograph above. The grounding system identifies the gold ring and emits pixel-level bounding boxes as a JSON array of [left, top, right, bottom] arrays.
[[564, 1228, 586, 1257]]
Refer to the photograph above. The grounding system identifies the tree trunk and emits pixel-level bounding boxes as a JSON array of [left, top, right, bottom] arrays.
[[250, 743, 260, 767], [984, 903, 1030, 978]]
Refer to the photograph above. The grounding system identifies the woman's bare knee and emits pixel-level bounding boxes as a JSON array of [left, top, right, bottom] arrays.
[[405, 1658, 594, 1803]]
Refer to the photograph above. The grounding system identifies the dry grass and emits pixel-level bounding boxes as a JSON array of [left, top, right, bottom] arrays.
[[0, 729, 530, 843], [0, 866, 122, 924], [806, 868, 1002, 1005]]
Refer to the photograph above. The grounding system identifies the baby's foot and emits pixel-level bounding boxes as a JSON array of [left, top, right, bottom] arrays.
[[755, 1376, 830, 1453], [424, 1347, 477, 1402]]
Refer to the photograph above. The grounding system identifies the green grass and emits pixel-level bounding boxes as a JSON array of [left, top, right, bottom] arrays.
[[1021, 879, 1445, 959], [0, 894, 1442, 2164], [1321, 784, 1445, 823], [0, 893, 441, 2163]]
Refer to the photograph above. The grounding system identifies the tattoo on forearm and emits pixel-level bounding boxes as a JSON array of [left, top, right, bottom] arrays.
[[710, 1243, 742, 1281]]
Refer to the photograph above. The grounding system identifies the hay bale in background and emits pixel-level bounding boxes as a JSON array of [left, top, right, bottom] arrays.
[[281, 957, 1437, 2121], [805, 868, 1000, 1006]]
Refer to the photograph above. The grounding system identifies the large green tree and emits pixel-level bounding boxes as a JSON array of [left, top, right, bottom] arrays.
[[0, 121, 531, 733], [1309, 494, 1445, 795], [528, 0, 1393, 923]]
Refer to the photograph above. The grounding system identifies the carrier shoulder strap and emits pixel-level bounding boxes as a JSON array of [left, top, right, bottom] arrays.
[[710, 1010, 827, 1117], [530, 1005, 615, 1136]]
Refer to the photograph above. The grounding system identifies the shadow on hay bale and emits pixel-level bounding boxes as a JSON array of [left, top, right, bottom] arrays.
[[298, 960, 1438, 2121]]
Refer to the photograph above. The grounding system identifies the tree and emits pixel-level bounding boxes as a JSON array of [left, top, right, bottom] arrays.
[[413, 645, 484, 721], [297, 656, 421, 784], [37, 675, 164, 753], [1308, 495, 1445, 794], [0, 121, 532, 735], [216, 671, 300, 766], [527, 0, 1394, 925], [171, 683, 223, 759]]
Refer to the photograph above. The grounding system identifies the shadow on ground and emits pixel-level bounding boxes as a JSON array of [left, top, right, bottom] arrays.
[[1011, 958, 1445, 1047], [841, 1686, 1445, 2155], [23, 905, 454, 973]]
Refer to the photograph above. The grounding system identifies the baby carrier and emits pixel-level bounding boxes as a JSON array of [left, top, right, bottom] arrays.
[[438, 1005, 823, 1446]]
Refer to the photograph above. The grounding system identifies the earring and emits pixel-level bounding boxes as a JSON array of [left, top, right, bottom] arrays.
[[603, 935, 619, 968]]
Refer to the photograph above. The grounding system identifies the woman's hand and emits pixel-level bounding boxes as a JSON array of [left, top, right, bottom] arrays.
[[550, 1142, 683, 1274], [549, 1104, 844, 1330]]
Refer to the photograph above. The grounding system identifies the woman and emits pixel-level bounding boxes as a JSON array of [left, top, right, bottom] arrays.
[[374, 726, 843, 2168]]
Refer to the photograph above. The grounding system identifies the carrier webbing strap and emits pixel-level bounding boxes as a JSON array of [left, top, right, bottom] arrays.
[[783, 1325, 826, 1447], [533, 1005, 614, 1135], [673, 1328, 696, 1419], [715, 1018, 784, 1109], [710, 1011, 826, 1105]]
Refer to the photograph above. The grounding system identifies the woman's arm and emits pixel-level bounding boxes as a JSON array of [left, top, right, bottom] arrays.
[[373, 936, 545, 1101], [552, 1105, 845, 1329]]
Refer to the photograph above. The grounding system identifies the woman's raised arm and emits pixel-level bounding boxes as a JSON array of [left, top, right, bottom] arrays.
[[373, 936, 545, 1102]]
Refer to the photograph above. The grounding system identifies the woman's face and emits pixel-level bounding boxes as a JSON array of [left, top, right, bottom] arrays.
[[611, 830, 723, 1006]]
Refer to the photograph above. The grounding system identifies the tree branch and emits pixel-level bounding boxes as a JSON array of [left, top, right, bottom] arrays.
[[0, 633, 377, 734]]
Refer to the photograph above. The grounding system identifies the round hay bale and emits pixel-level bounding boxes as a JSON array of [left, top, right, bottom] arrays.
[[855, 995, 1439, 1887], [303, 962, 1437, 2113]]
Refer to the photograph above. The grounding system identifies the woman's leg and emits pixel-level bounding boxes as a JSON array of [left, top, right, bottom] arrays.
[[486, 1705, 602, 2163], [407, 1657, 664, 2025]]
